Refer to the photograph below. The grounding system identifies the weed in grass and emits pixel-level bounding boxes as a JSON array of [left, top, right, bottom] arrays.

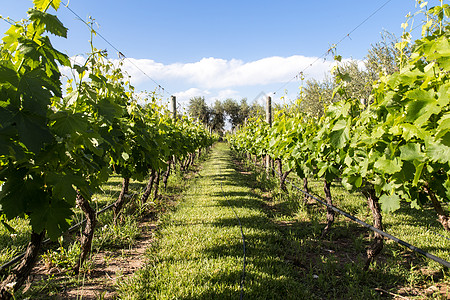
[[0, 218, 31, 266], [93, 215, 140, 250], [230, 146, 450, 299], [294, 206, 310, 222], [42, 237, 81, 273], [353, 234, 366, 254], [79, 256, 96, 275]]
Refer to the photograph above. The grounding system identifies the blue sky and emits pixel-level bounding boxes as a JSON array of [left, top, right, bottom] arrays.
[[1, 0, 435, 110]]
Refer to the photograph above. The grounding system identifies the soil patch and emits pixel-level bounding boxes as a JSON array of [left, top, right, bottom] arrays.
[[23, 218, 157, 299]]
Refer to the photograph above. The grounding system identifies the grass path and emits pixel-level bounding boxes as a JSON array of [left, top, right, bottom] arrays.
[[119, 143, 308, 299]]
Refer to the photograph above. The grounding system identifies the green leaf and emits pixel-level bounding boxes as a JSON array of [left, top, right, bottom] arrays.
[[317, 164, 328, 178], [355, 176, 363, 188], [29, 199, 72, 241], [97, 98, 123, 122], [46, 172, 84, 206], [2, 24, 22, 47], [399, 143, 424, 161], [28, 9, 67, 38], [0, 64, 19, 87], [379, 193, 401, 213], [374, 157, 402, 174], [73, 64, 88, 75], [400, 123, 425, 141], [436, 112, 450, 139], [0, 126, 17, 156], [18, 68, 58, 115], [426, 140, 450, 163], [437, 84, 450, 107], [39, 35, 70, 67], [329, 119, 349, 149], [0, 171, 45, 219], [404, 89, 439, 125], [413, 162, 425, 186], [13, 111, 53, 153], [33, 0, 61, 10], [50, 111, 88, 137], [331, 119, 347, 131], [444, 178, 450, 200]]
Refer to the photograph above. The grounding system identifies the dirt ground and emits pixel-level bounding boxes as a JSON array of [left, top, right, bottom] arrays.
[[22, 219, 157, 299]]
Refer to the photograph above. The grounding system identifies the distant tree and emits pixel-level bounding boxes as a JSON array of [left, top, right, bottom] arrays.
[[223, 98, 241, 129], [223, 98, 254, 129], [210, 100, 225, 132], [249, 101, 265, 119], [334, 32, 402, 106], [298, 77, 335, 118], [335, 60, 374, 104], [297, 31, 403, 117], [366, 31, 402, 77], [188, 96, 211, 125], [239, 98, 250, 122]]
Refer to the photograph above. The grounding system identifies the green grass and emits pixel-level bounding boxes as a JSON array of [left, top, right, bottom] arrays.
[[120, 143, 384, 299], [18, 160, 203, 297], [119, 144, 449, 299], [0, 175, 124, 269], [0, 218, 31, 268], [5, 144, 450, 298], [233, 150, 450, 299], [1, 151, 208, 298]]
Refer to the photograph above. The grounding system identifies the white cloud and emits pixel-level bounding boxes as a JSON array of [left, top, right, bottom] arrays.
[[173, 88, 242, 108], [215, 89, 240, 100], [116, 55, 342, 89], [60, 55, 363, 106], [174, 88, 210, 104]]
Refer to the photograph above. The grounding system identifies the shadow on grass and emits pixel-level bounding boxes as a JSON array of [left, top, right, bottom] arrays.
[[121, 144, 443, 299], [178, 148, 408, 298]]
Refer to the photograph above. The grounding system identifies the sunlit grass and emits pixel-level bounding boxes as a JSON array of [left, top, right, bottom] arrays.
[[119, 143, 383, 299], [234, 149, 450, 298]]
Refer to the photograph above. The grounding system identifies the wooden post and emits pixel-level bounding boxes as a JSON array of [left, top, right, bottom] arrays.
[[171, 95, 177, 119], [266, 95, 272, 125], [171, 96, 178, 165], [266, 96, 273, 174]]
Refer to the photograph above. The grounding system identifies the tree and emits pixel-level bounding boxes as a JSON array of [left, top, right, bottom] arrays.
[[239, 98, 250, 122], [297, 77, 335, 119], [223, 98, 254, 129], [188, 97, 211, 125], [297, 31, 402, 118], [223, 98, 241, 129], [249, 101, 265, 119], [210, 100, 225, 132], [334, 60, 374, 105], [366, 31, 401, 77]]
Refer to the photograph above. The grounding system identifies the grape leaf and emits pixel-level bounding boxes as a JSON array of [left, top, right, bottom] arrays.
[[28, 9, 67, 38], [426, 140, 450, 163], [50, 111, 88, 137], [0, 172, 45, 219], [374, 157, 402, 174], [33, 0, 61, 11], [0, 126, 17, 156], [405, 90, 439, 125], [0, 64, 19, 87], [13, 111, 53, 153], [46, 172, 85, 206], [379, 193, 401, 213], [29, 198, 72, 241], [399, 143, 424, 161]]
